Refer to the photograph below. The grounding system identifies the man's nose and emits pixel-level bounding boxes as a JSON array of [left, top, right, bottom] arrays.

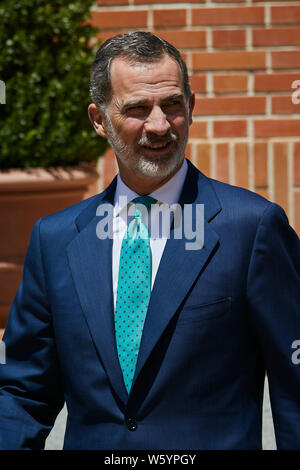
[[144, 106, 171, 136]]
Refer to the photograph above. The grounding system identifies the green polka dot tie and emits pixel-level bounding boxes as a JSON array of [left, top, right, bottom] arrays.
[[115, 195, 157, 394]]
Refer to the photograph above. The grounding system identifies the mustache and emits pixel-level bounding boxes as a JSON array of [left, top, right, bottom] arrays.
[[137, 132, 178, 146]]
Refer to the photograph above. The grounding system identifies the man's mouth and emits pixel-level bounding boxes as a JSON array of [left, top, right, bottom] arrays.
[[141, 141, 173, 152]]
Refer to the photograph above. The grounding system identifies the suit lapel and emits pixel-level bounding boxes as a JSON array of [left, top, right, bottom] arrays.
[[132, 161, 222, 389], [67, 178, 129, 406]]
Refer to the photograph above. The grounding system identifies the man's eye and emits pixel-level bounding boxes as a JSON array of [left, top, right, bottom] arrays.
[[165, 100, 182, 108], [126, 106, 147, 115], [128, 105, 147, 110], [163, 101, 183, 112]]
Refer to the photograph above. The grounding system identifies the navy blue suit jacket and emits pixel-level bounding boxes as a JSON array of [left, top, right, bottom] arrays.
[[0, 160, 299, 449]]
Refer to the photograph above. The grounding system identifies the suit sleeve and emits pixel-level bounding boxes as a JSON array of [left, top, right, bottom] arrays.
[[246, 202, 300, 450], [0, 218, 64, 449]]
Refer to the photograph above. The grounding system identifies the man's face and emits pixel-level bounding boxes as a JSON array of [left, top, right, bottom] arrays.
[[98, 54, 194, 183]]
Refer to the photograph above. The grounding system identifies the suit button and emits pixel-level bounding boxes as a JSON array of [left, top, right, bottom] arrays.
[[126, 417, 137, 431]]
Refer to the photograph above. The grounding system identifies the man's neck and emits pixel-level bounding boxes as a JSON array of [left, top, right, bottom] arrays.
[[118, 159, 184, 195]]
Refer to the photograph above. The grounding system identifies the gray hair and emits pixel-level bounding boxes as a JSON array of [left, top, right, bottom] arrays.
[[90, 31, 191, 110]]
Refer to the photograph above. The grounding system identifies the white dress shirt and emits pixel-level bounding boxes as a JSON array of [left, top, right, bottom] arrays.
[[112, 158, 188, 310]]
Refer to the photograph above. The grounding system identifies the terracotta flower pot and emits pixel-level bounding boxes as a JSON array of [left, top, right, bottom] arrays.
[[0, 165, 99, 330]]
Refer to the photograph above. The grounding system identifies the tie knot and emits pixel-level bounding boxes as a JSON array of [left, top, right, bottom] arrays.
[[133, 195, 157, 210], [132, 196, 157, 220]]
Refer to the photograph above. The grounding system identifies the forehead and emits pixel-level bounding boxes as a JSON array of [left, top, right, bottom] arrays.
[[109, 54, 184, 103]]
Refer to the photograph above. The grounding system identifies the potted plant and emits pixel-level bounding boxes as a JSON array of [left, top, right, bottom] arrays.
[[0, 0, 108, 330]]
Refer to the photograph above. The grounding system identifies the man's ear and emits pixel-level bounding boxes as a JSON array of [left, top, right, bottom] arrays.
[[188, 93, 195, 126], [88, 103, 107, 138]]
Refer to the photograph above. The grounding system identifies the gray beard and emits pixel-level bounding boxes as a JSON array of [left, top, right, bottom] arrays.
[[104, 113, 188, 179]]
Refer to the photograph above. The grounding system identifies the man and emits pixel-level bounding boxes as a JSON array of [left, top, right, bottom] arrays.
[[0, 32, 299, 450]]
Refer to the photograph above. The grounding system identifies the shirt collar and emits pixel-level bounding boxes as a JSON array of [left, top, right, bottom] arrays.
[[113, 158, 188, 217]]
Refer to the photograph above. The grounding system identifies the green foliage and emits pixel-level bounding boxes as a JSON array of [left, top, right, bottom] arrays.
[[0, 0, 108, 168]]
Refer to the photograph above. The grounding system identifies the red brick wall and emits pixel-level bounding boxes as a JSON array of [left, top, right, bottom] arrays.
[[89, 0, 300, 235]]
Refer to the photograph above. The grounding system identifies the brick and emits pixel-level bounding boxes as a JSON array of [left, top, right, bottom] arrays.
[[254, 119, 300, 138], [135, 0, 203, 3], [271, 6, 300, 25], [189, 121, 207, 139], [98, 30, 130, 43], [181, 52, 188, 64], [273, 142, 289, 214], [195, 143, 211, 177], [194, 96, 265, 116], [155, 30, 206, 49], [255, 188, 269, 200], [272, 96, 300, 115], [216, 143, 229, 183], [254, 73, 300, 92], [214, 0, 246, 2], [294, 190, 300, 237], [234, 143, 249, 189], [189, 74, 206, 93], [254, 142, 268, 187], [153, 9, 186, 28], [213, 74, 248, 93], [272, 51, 300, 69], [294, 142, 300, 186], [192, 6, 264, 26], [185, 143, 192, 159], [253, 27, 300, 46], [192, 51, 266, 71], [213, 120, 247, 138], [89, 10, 148, 29], [212, 29, 246, 48]]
